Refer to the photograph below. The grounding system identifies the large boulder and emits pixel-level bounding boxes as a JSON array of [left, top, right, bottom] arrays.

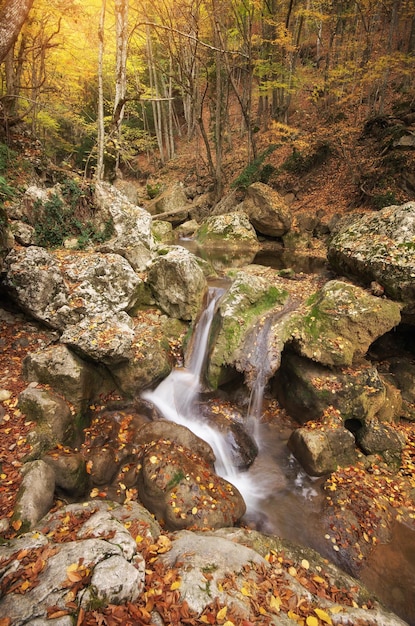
[[10, 460, 55, 532], [2, 247, 143, 330], [18, 387, 77, 457], [290, 280, 401, 367], [147, 182, 190, 223], [327, 202, 415, 321], [94, 181, 155, 271], [22, 344, 110, 412], [0, 501, 154, 623], [147, 246, 208, 320], [196, 211, 260, 247], [137, 439, 246, 530], [207, 269, 289, 387], [275, 353, 401, 425], [288, 423, 359, 476], [241, 182, 292, 237]]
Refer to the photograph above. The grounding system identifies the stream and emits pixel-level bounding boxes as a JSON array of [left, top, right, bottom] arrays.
[[142, 245, 415, 626]]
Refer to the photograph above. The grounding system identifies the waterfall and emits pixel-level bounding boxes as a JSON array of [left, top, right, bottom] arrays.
[[142, 286, 268, 512]]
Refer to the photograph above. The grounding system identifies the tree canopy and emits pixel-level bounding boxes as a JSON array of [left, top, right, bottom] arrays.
[[0, 0, 414, 190]]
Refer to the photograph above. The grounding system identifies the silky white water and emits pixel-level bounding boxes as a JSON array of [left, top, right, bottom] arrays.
[[142, 286, 316, 521]]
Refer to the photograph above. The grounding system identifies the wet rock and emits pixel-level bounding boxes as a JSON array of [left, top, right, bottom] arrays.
[[290, 279, 401, 367], [207, 270, 289, 387], [328, 201, 415, 322], [147, 246, 208, 320], [87, 447, 119, 486], [18, 387, 76, 456], [288, 424, 359, 476], [137, 440, 246, 530], [23, 344, 110, 412], [134, 420, 216, 465], [12, 460, 55, 531], [241, 181, 292, 237], [196, 211, 260, 246]]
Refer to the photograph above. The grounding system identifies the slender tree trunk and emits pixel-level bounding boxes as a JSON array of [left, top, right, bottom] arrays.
[[112, 0, 129, 174], [96, 0, 106, 181]]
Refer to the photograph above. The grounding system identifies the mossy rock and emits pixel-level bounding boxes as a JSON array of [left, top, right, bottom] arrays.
[[290, 280, 401, 367]]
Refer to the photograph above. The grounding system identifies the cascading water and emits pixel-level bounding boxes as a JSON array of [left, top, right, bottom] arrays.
[[142, 286, 274, 516]]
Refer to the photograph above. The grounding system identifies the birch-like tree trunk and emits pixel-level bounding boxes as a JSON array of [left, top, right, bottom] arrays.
[[113, 0, 129, 173], [96, 0, 106, 181]]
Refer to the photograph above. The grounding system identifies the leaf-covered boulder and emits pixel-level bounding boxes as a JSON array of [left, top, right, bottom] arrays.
[[196, 211, 260, 246], [241, 181, 292, 237], [327, 202, 415, 321], [2, 247, 144, 330], [147, 246, 208, 320], [290, 280, 401, 367], [137, 439, 246, 531], [275, 353, 401, 425]]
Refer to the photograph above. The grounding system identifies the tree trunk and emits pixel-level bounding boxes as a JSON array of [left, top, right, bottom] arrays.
[[96, 0, 106, 181], [112, 0, 129, 173], [0, 0, 34, 63]]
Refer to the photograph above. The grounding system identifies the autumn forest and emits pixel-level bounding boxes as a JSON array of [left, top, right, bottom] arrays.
[[1, 0, 414, 201]]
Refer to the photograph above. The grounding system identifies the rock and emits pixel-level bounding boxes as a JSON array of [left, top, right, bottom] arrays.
[[160, 531, 266, 616], [23, 344, 110, 412], [356, 421, 406, 465], [12, 460, 55, 531], [147, 181, 189, 222], [151, 219, 174, 243], [290, 279, 401, 367], [327, 202, 415, 321], [210, 188, 241, 216], [80, 554, 144, 607], [388, 358, 415, 421], [175, 219, 199, 238], [0, 206, 12, 272], [147, 246, 208, 320], [137, 440, 246, 530], [94, 181, 155, 250], [160, 527, 407, 625], [288, 424, 359, 476], [42, 450, 89, 499], [134, 420, 216, 465], [60, 311, 135, 365], [196, 211, 260, 246], [18, 387, 76, 456], [3, 247, 143, 330], [274, 353, 398, 425], [207, 270, 289, 387], [9, 220, 36, 245], [241, 181, 292, 237]]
